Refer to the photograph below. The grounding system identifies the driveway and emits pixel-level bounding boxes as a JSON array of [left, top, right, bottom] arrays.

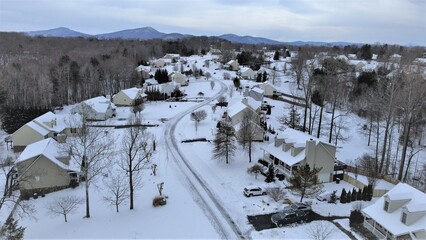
[[247, 211, 348, 231]]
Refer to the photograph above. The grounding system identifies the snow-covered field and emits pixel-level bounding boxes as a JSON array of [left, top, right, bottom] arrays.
[[1, 54, 421, 239]]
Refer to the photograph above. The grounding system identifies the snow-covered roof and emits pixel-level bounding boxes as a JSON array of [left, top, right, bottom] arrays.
[[240, 67, 253, 73], [83, 96, 114, 114], [250, 87, 264, 95], [26, 121, 50, 136], [120, 87, 142, 100], [226, 102, 249, 119], [362, 183, 426, 237], [136, 65, 151, 72], [33, 111, 66, 133], [243, 97, 261, 111], [145, 79, 158, 85], [17, 138, 69, 170], [226, 60, 237, 65], [262, 141, 306, 166]]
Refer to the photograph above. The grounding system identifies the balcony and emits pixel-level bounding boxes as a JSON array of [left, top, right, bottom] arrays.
[[364, 219, 386, 239]]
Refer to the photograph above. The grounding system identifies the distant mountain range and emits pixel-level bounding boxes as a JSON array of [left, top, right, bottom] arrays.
[[23, 27, 359, 46]]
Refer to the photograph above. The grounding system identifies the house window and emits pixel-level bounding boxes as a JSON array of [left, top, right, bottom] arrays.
[[384, 200, 389, 212], [401, 212, 407, 224], [71, 128, 77, 134]]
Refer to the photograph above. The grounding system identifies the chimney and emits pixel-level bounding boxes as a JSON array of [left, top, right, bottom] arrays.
[[274, 138, 284, 147]]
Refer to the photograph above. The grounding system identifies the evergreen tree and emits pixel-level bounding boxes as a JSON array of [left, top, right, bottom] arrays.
[[288, 164, 323, 203], [351, 188, 357, 201], [233, 77, 241, 89], [366, 184, 373, 201], [357, 188, 363, 200], [347, 190, 352, 203], [265, 164, 275, 183], [285, 104, 301, 129], [212, 122, 236, 164], [329, 190, 338, 204], [256, 73, 262, 82], [340, 188, 347, 204], [262, 71, 268, 82], [0, 217, 25, 240], [273, 50, 280, 61], [362, 187, 368, 201]]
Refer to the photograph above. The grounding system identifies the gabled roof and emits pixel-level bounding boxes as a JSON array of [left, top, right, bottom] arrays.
[[83, 96, 114, 114], [25, 121, 50, 136], [120, 87, 142, 100], [33, 111, 66, 133], [243, 97, 261, 111], [17, 138, 69, 170], [226, 102, 252, 119], [262, 141, 306, 166], [363, 183, 426, 236], [240, 67, 254, 73]]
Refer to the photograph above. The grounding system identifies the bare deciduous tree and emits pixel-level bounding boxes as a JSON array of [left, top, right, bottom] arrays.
[[247, 164, 263, 179], [307, 221, 334, 240], [190, 110, 207, 133], [66, 113, 114, 218], [266, 187, 287, 202], [238, 111, 258, 162], [103, 173, 129, 213], [119, 115, 154, 210], [46, 196, 83, 222]]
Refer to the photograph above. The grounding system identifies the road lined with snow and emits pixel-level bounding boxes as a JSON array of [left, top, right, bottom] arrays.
[[164, 78, 248, 239]]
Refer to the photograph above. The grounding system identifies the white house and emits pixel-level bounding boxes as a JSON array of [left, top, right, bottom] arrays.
[[169, 71, 187, 86], [225, 60, 239, 71], [225, 101, 259, 126], [247, 87, 264, 102], [390, 54, 402, 63], [113, 87, 145, 106], [146, 82, 179, 96], [71, 96, 116, 121], [135, 65, 151, 79], [12, 111, 68, 152], [163, 53, 180, 62], [362, 183, 426, 240], [262, 128, 336, 183], [255, 81, 278, 96], [239, 67, 257, 80]]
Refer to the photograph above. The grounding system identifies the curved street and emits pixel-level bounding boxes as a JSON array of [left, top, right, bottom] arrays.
[[163, 78, 248, 239]]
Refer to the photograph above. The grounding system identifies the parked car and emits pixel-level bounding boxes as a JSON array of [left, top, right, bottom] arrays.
[[283, 202, 312, 213], [243, 186, 267, 197], [271, 210, 308, 227], [316, 191, 340, 202]]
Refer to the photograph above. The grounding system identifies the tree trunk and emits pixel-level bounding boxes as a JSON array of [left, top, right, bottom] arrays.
[[317, 106, 323, 138], [248, 141, 252, 163], [368, 118, 372, 146], [308, 103, 312, 134], [302, 104, 308, 132], [379, 120, 391, 174], [116, 204, 119, 213], [398, 118, 412, 181], [64, 214, 67, 223], [328, 100, 336, 144], [130, 167, 134, 210], [375, 116, 380, 173], [85, 180, 90, 218]]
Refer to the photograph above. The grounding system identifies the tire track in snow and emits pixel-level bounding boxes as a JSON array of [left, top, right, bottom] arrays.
[[164, 78, 248, 239]]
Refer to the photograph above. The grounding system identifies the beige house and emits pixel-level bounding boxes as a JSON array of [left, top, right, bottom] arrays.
[[255, 81, 278, 96], [234, 121, 265, 142], [225, 101, 260, 126], [163, 53, 180, 62], [135, 65, 151, 79], [225, 60, 239, 71], [71, 96, 116, 121], [16, 138, 78, 198], [169, 71, 187, 86], [262, 128, 336, 183], [12, 111, 68, 152], [239, 67, 257, 80], [113, 87, 145, 106], [362, 183, 426, 240]]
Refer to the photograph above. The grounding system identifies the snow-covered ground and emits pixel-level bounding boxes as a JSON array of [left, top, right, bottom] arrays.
[[1, 54, 424, 239]]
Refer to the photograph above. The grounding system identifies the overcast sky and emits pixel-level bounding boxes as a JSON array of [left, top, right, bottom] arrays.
[[0, 0, 425, 46]]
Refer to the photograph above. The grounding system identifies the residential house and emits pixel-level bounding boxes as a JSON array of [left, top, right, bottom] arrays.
[[169, 71, 187, 86], [12, 111, 68, 152], [390, 54, 402, 63], [163, 54, 181, 62], [239, 67, 257, 80], [225, 101, 260, 126], [362, 183, 426, 240], [113, 87, 145, 106], [241, 97, 262, 114], [154, 59, 171, 68], [135, 65, 151, 79], [262, 128, 337, 183], [146, 82, 179, 97], [248, 87, 264, 102], [225, 60, 239, 71], [144, 79, 159, 86], [233, 121, 265, 142], [255, 81, 278, 96], [15, 138, 78, 198], [71, 96, 116, 121]]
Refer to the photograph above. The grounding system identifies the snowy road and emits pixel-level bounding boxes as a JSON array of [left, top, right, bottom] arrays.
[[164, 79, 248, 239]]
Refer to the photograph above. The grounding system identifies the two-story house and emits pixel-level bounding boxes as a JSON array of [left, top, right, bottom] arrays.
[[262, 128, 336, 183], [71, 96, 116, 121], [362, 183, 426, 240]]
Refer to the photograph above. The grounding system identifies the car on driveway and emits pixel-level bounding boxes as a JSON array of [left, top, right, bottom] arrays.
[[271, 210, 308, 227], [283, 202, 312, 213], [243, 186, 267, 197]]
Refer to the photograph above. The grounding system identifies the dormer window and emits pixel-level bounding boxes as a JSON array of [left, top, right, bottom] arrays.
[[384, 200, 389, 212], [401, 212, 407, 224]]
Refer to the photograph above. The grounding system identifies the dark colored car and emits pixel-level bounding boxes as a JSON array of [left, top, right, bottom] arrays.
[[271, 210, 308, 227]]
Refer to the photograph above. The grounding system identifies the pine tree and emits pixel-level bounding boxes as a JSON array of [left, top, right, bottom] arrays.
[[357, 188, 362, 200], [265, 164, 275, 183], [340, 188, 347, 204], [288, 164, 323, 203], [273, 51, 280, 61], [212, 122, 236, 164], [352, 188, 357, 201], [347, 190, 352, 203], [262, 71, 268, 82], [362, 187, 368, 201], [0, 217, 25, 240]]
